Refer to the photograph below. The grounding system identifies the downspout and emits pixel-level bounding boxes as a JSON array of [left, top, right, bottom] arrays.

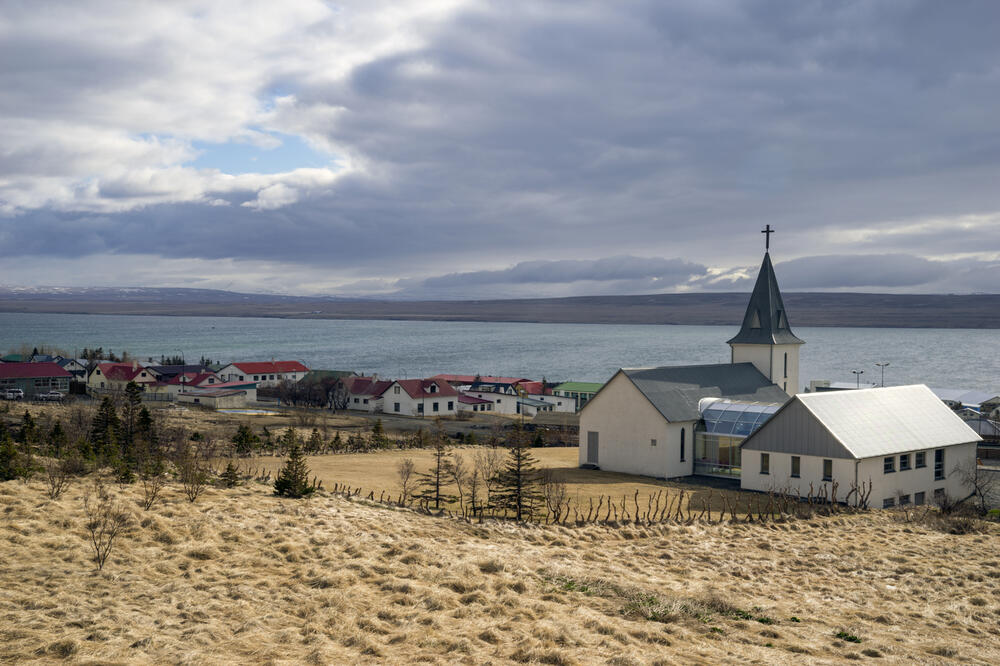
[[854, 460, 859, 508]]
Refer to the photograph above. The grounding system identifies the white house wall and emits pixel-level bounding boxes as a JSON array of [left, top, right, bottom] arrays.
[[730, 343, 799, 396], [384, 388, 457, 417], [740, 442, 977, 507], [578, 372, 695, 479]]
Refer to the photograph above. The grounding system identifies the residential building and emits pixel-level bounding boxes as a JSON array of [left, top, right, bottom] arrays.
[[217, 361, 309, 388], [0, 362, 72, 398]]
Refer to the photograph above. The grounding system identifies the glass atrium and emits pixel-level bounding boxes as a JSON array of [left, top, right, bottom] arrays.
[[694, 398, 781, 477]]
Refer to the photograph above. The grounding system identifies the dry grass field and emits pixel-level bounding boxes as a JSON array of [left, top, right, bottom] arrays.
[[2, 476, 1000, 665]]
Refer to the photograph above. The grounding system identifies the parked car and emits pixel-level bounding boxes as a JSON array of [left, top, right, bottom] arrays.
[[3, 388, 24, 400], [37, 391, 64, 402]]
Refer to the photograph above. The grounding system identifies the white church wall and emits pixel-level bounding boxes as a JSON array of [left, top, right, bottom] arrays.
[[740, 451, 854, 498], [857, 442, 977, 508], [740, 442, 977, 507], [731, 343, 799, 396], [578, 372, 693, 478]]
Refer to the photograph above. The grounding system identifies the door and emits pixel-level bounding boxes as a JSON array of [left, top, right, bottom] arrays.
[[587, 431, 599, 465]]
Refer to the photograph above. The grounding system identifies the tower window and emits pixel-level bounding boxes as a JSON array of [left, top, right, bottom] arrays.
[[750, 310, 761, 329]]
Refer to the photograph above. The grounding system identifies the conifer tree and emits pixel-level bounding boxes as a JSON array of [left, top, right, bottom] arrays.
[[306, 428, 323, 453], [19, 410, 37, 445], [90, 397, 120, 463], [414, 433, 456, 510], [48, 420, 68, 458], [232, 424, 260, 456], [0, 431, 23, 481], [493, 429, 543, 521], [273, 430, 315, 498]]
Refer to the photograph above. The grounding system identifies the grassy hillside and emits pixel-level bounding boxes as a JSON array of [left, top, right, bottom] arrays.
[[2, 479, 998, 664]]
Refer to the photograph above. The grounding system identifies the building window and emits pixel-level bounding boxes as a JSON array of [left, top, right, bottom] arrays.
[[760, 453, 770, 475], [822, 459, 832, 481], [680, 428, 686, 461], [899, 454, 911, 471], [914, 491, 925, 506], [448, 401, 454, 410], [882, 497, 895, 509], [791, 456, 800, 478], [269, 375, 275, 380], [254, 375, 260, 381], [933, 488, 945, 501], [650, 438, 657, 447], [883, 457, 895, 474], [783, 352, 788, 378], [915, 452, 926, 468], [417, 403, 424, 413], [394, 386, 401, 394], [394, 402, 400, 412], [353, 398, 359, 404], [362, 399, 368, 405], [432, 402, 439, 412], [899, 494, 911, 506], [934, 449, 945, 480]]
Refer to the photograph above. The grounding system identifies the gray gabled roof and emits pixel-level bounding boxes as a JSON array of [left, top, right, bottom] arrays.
[[727, 252, 804, 346], [621, 363, 789, 422]]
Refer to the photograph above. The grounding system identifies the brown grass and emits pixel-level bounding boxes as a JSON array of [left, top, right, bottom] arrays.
[[2, 478, 1000, 664]]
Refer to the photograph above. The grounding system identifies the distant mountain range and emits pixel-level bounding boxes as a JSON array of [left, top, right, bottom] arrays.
[[1, 286, 998, 328]]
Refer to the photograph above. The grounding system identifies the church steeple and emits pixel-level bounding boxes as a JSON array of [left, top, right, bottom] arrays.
[[728, 231, 804, 396], [727, 252, 804, 346]]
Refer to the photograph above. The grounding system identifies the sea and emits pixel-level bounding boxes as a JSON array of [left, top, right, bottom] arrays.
[[0, 312, 997, 391]]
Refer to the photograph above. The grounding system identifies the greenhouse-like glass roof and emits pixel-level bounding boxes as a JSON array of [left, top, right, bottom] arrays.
[[699, 399, 781, 437]]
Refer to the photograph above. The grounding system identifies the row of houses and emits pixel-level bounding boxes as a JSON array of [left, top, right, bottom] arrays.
[[339, 374, 599, 418]]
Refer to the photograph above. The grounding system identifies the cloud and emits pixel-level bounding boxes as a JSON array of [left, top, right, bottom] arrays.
[[2, 2, 1000, 295]]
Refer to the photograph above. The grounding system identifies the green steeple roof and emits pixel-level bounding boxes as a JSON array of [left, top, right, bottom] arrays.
[[727, 252, 804, 346]]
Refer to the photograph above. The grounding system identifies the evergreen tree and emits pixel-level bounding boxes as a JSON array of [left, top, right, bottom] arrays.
[[414, 435, 457, 510], [0, 431, 23, 481], [19, 410, 37, 445], [90, 397, 120, 463], [331, 431, 343, 452], [493, 430, 543, 521], [220, 460, 241, 488], [371, 419, 389, 448], [273, 435, 315, 498], [306, 428, 323, 453], [279, 427, 297, 454], [118, 381, 144, 469], [232, 424, 260, 456], [48, 420, 68, 458]]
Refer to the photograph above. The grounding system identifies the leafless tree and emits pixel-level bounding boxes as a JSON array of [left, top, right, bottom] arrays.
[[43, 458, 73, 500], [176, 444, 209, 503], [539, 468, 569, 521], [83, 477, 131, 570], [473, 447, 504, 508], [449, 453, 470, 516], [396, 457, 415, 503], [953, 460, 999, 514]]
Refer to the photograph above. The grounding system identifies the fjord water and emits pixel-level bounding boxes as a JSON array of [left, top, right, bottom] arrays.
[[1, 312, 997, 390]]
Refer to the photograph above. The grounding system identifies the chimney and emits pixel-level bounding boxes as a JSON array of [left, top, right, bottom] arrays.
[[132, 360, 137, 371]]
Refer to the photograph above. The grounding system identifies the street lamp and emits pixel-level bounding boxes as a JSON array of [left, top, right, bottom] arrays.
[[851, 369, 864, 389], [875, 362, 890, 387]]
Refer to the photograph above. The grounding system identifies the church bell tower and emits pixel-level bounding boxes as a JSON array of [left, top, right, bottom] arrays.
[[727, 226, 804, 395]]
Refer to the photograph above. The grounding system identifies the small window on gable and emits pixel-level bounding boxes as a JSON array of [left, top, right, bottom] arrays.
[[650, 438, 657, 447]]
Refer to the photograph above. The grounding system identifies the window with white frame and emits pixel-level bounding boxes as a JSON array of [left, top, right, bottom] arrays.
[[883, 457, 895, 474], [791, 456, 800, 478], [899, 454, 911, 471], [915, 451, 926, 468], [914, 491, 925, 505], [882, 497, 895, 509], [934, 449, 945, 480], [760, 453, 770, 475]]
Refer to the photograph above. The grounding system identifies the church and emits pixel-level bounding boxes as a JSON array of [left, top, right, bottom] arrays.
[[578, 230, 980, 507]]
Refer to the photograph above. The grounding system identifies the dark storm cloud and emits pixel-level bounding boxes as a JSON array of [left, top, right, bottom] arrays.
[[3, 1, 1000, 294]]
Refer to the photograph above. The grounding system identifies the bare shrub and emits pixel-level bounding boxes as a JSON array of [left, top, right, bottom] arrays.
[[83, 477, 131, 570], [396, 457, 415, 503], [473, 447, 503, 507], [449, 453, 469, 516], [175, 444, 209, 503], [539, 468, 569, 521], [43, 458, 73, 500], [139, 464, 167, 511]]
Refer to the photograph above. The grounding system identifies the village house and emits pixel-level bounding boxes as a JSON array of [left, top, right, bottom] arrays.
[[0, 362, 73, 398], [177, 388, 249, 410], [383, 379, 460, 417], [87, 362, 157, 393], [457, 394, 495, 414], [342, 376, 393, 412], [553, 381, 604, 411], [217, 361, 309, 388]]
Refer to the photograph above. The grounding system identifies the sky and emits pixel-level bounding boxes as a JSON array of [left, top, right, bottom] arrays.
[[2, 0, 1000, 299]]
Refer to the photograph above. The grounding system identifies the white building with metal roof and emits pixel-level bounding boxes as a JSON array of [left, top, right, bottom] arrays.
[[740, 385, 980, 507]]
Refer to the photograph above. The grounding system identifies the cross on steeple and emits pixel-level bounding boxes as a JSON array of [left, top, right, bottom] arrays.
[[761, 224, 774, 251]]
